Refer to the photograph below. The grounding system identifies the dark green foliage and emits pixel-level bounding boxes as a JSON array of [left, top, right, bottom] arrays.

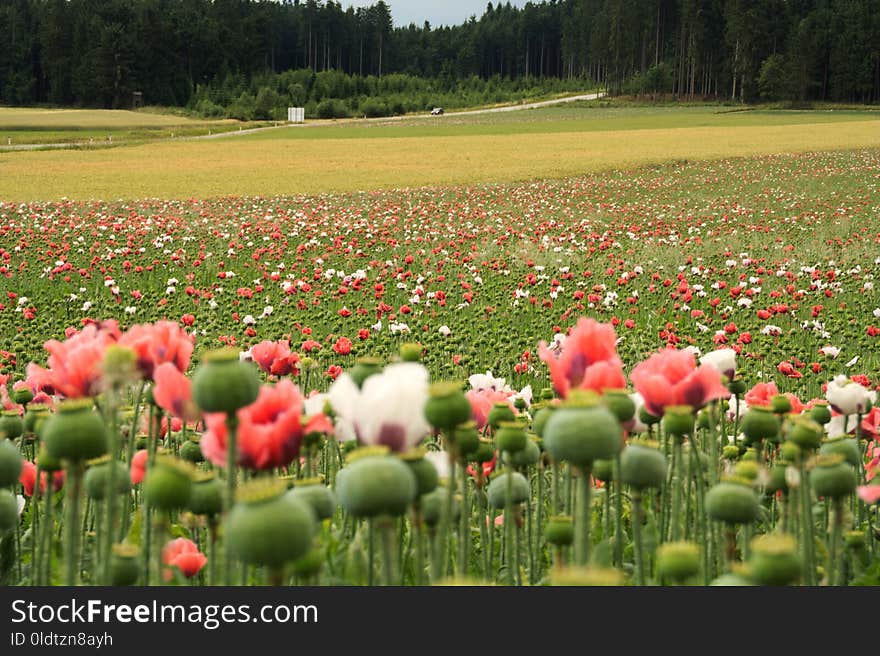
[[0, 0, 877, 111]]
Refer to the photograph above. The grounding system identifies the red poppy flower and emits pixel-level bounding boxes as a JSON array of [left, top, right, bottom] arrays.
[[19, 461, 65, 497], [162, 538, 207, 580], [119, 320, 194, 379], [200, 380, 333, 471], [130, 449, 148, 485], [332, 337, 352, 356], [631, 348, 729, 417], [250, 340, 299, 376], [538, 317, 626, 399], [153, 363, 200, 422]]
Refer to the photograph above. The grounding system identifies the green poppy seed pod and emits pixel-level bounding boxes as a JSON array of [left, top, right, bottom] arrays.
[[638, 405, 660, 426], [542, 402, 622, 467], [770, 394, 791, 415], [191, 348, 260, 414], [592, 458, 614, 483], [620, 441, 667, 490], [84, 457, 130, 500], [722, 444, 740, 460], [109, 544, 141, 586], [531, 404, 556, 438], [424, 381, 471, 432], [188, 472, 224, 517], [402, 453, 439, 495], [819, 437, 861, 468], [473, 439, 495, 464], [734, 460, 760, 482], [0, 490, 18, 533], [179, 437, 204, 464], [36, 446, 63, 473], [845, 530, 865, 550], [513, 397, 527, 411], [291, 548, 324, 578], [741, 447, 757, 462], [143, 456, 193, 511], [550, 566, 624, 586], [0, 410, 23, 439], [421, 487, 459, 528], [487, 470, 530, 508], [24, 405, 49, 434], [809, 401, 832, 425], [287, 480, 337, 520], [539, 387, 554, 401], [544, 515, 575, 546], [656, 541, 701, 583], [785, 416, 823, 450], [12, 386, 33, 406], [779, 441, 800, 462], [603, 390, 635, 424], [349, 357, 383, 389], [749, 534, 801, 586], [506, 437, 541, 468], [727, 377, 747, 396], [710, 571, 755, 586], [487, 402, 516, 431], [706, 479, 759, 525], [741, 406, 780, 445], [697, 409, 712, 430], [810, 454, 856, 499], [399, 343, 422, 362], [225, 479, 317, 567], [767, 464, 790, 494], [337, 454, 417, 517], [42, 400, 108, 462], [662, 405, 694, 438], [453, 422, 480, 457], [103, 345, 138, 382], [0, 440, 23, 487], [495, 421, 527, 453]]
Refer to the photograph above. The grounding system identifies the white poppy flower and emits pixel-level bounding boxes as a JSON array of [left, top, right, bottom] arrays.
[[700, 348, 737, 379], [329, 363, 430, 451], [826, 375, 875, 415]]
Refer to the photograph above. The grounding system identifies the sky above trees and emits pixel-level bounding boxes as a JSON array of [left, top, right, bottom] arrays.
[[344, 0, 527, 26]]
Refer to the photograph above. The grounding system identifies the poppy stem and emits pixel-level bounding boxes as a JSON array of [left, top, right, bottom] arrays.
[[64, 461, 85, 586], [632, 492, 645, 585], [458, 462, 469, 576], [670, 438, 683, 542], [577, 466, 593, 566], [829, 498, 843, 586], [367, 518, 375, 586], [614, 452, 623, 567], [380, 518, 395, 586], [39, 482, 53, 585], [799, 460, 816, 585], [505, 470, 514, 585], [412, 504, 424, 585], [224, 415, 239, 586]]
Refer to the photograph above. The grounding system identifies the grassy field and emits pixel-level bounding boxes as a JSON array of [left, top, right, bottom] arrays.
[[0, 107, 259, 146], [288, 104, 880, 138], [1, 105, 879, 200]]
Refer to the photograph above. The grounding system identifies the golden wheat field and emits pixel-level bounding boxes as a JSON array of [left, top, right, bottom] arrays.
[[1, 109, 879, 200]]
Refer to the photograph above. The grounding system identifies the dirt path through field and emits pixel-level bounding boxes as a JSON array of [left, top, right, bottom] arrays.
[[194, 91, 606, 139]]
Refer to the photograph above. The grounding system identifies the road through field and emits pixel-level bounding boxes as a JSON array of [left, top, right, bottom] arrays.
[[194, 92, 606, 140]]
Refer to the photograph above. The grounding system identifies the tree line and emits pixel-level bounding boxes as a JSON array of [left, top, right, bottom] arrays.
[[1, 0, 878, 115]]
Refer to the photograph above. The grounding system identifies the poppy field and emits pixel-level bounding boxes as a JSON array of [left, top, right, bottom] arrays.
[[0, 145, 879, 587]]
